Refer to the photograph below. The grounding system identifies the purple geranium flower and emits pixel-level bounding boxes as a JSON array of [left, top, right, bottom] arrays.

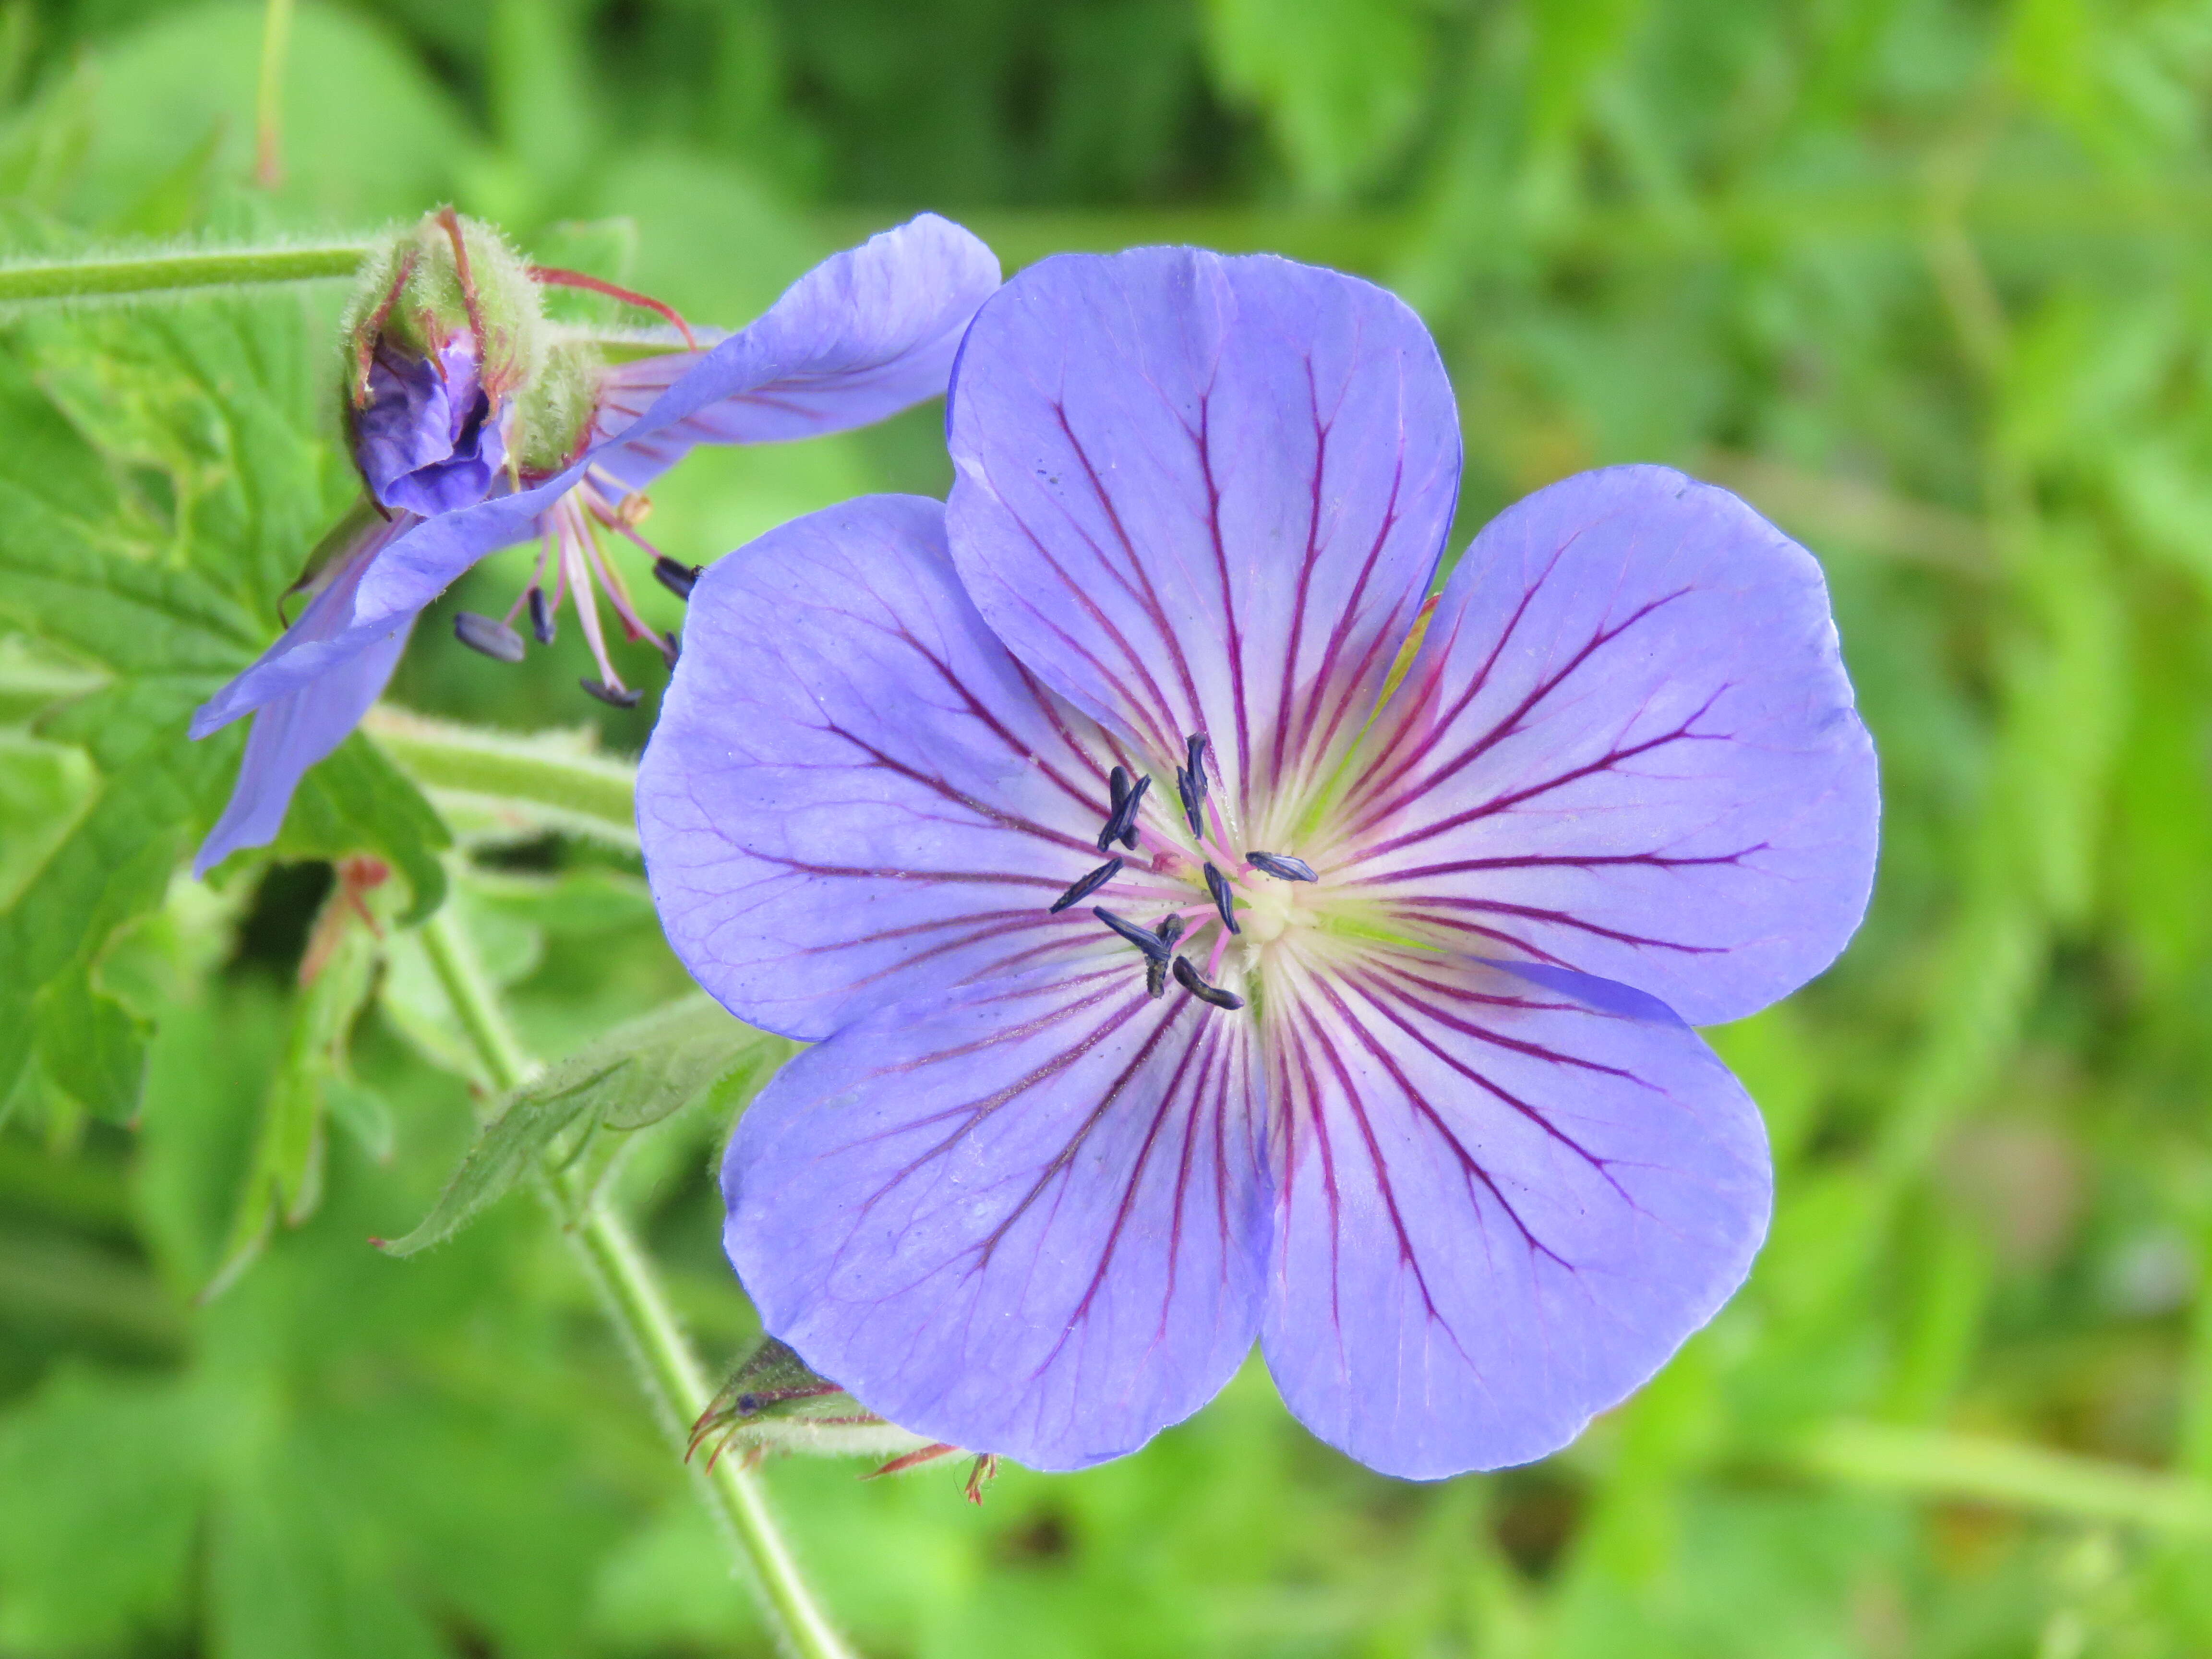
[[638, 249, 1879, 1479], [352, 333, 511, 516], [190, 213, 1000, 876]]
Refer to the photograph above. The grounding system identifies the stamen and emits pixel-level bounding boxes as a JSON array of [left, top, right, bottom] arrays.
[[560, 508, 625, 693], [580, 677, 643, 709], [1203, 864, 1239, 934], [1176, 766, 1204, 838], [1093, 907, 1171, 963], [454, 611, 524, 663], [1048, 858, 1123, 914], [1186, 733, 1209, 794], [660, 629, 681, 669], [1245, 851, 1318, 882], [1172, 956, 1244, 1010], [579, 518, 658, 644], [1145, 959, 1168, 999], [528, 586, 555, 645], [1096, 774, 1151, 854], [653, 555, 700, 600], [1108, 765, 1130, 816], [1155, 914, 1187, 949]]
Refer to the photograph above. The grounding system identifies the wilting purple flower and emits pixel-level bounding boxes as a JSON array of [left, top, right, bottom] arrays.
[[639, 249, 1879, 1479], [190, 214, 1000, 876], [353, 334, 512, 517]]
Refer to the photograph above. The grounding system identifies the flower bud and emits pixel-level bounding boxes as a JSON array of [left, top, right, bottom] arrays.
[[340, 208, 551, 516], [685, 1337, 938, 1467]]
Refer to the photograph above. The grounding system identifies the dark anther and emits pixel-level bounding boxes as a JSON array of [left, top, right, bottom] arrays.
[[660, 628, 682, 669], [527, 585, 556, 644], [1093, 906, 1171, 963], [454, 611, 525, 663], [1108, 765, 1130, 815], [1203, 863, 1239, 934], [1186, 733, 1209, 795], [1146, 914, 1186, 998], [1176, 766, 1205, 838], [1049, 858, 1123, 914], [580, 677, 643, 709], [653, 555, 701, 600], [1246, 851, 1319, 882], [1173, 956, 1244, 1010], [1096, 774, 1151, 854]]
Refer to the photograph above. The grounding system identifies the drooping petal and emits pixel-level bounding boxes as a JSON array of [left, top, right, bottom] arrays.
[[1338, 466, 1879, 1026], [639, 493, 1162, 1042], [186, 495, 542, 737], [726, 968, 1270, 1471], [1259, 952, 1768, 1480], [944, 248, 1460, 820], [585, 213, 1001, 491], [192, 617, 413, 876], [188, 510, 422, 740]]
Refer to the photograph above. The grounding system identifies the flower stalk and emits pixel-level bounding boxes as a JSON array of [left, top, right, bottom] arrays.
[[0, 243, 368, 305], [417, 903, 856, 1659]]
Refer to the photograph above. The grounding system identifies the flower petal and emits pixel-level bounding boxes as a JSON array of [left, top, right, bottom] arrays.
[[192, 617, 413, 876], [188, 509, 422, 739], [586, 213, 1002, 491], [639, 493, 1159, 1042], [186, 499, 534, 737], [1339, 466, 1879, 1026], [945, 248, 1460, 815], [205, 216, 997, 721], [1260, 954, 1769, 1480], [726, 968, 1269, 1471]]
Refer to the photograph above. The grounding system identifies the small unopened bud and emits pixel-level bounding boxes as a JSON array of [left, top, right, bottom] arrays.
[[688, 1338, 937, 1469]]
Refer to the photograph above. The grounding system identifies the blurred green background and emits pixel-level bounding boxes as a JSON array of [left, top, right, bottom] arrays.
[[5, 0, 2212, 1653]]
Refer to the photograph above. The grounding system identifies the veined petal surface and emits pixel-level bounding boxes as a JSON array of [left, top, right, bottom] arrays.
[[1340, 466, 1879, 1026], [192, 617, 413, 875], [589, 213, 1001, 491], [1259, 955, 1768, 1479], [639, 494, 1148, 1041], [946, 249, 1460, 808], [726, 968, 1269, 1471]]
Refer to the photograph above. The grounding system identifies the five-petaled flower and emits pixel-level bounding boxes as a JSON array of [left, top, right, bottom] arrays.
[[188, 214, 999, 877], [639, 249, 1879, 1479]]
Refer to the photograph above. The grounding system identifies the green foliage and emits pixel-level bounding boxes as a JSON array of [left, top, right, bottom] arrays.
[[380, 992, 791, 1258], [4, 0, 2212, 1654]]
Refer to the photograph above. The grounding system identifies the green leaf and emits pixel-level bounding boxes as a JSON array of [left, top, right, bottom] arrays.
[[0, 1368, 211, 1652], [204, 861, 393, 1300], [1202, 0, 1428, 201], [0, 299, 453, 1111], [378, 995, 791, 1258], [276, 734, 451, 923]]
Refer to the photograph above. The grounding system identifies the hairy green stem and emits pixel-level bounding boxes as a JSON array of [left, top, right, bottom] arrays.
[[419, 905, 855, 1659], [364, 708, 640, 849], [0, 244, 368, 304]]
